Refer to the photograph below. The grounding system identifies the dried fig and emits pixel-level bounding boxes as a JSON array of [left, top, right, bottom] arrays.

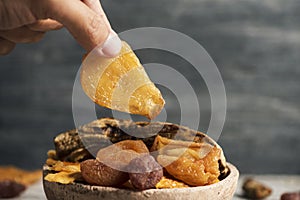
[[80, 159, 128, 186], [127, 155, 163, 190]]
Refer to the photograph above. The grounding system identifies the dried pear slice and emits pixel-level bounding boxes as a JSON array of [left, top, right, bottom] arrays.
[[80, 41, 165, 119]]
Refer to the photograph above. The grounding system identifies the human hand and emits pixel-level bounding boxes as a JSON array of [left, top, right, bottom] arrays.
[[0, 0, 121, 56]]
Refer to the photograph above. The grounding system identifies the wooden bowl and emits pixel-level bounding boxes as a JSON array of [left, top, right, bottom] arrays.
[[43, 162, 239, 200]]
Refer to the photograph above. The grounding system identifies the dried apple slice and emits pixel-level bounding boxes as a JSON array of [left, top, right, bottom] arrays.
[[80, 41, 165, 119]]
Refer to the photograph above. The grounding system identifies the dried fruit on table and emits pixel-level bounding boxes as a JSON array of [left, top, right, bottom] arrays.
[[80, 159, 128, 187], [0, 166, 41, 186], [97, 140, 149, 170], [127, 154, 163, 190], [242, 178, 272, 199], [80, 41, 165, 119], [152, 135, 223, 186], [156, 177, 189, 189], [0, 180, 26, 198], [281, 192, 300, 200]]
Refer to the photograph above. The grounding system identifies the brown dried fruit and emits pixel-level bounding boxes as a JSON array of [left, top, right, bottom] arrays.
[[80, 159, 129, 187], [97, 140, 149, 170], [0, 180, 26, 198], [242, 178, 272, 199], [127, 155, 163, 190], [281, 192, 300, 200], [155, 177, 189, 189]]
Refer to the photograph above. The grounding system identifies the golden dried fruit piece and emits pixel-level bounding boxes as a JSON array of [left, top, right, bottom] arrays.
[[80, 41, 165, 119], [46, 160, 80, 173], [155, 177, 189, 189], [151, 135, 215, 157], [44, 160, 82, 185], [152, 135, 222, 186], [44, 171, 82, 185], [46, 158, 58, 166], [0, 166, 41, 186], [158, 147, 221, 186], [80, 159, 128, 187], [47, 149, 58, 160], [97, 140, 149, 170]]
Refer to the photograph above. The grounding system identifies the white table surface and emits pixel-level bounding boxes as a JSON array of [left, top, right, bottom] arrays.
[[2, 175, 300, 200]]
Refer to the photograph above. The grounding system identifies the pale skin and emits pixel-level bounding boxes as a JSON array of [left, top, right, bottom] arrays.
[[0, 0, 112, 55]]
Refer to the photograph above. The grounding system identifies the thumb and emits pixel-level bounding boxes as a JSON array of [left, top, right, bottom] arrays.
[[46, 0, 121, 57]]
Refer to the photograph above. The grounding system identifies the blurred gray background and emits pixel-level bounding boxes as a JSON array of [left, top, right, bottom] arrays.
[[0, 0, 299, 174]]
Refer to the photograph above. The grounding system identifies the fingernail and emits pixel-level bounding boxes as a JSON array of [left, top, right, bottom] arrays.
[[97, 30, 122, 58]]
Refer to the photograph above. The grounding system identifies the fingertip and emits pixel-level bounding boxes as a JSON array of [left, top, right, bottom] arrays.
[[95, 30, 122, 58]]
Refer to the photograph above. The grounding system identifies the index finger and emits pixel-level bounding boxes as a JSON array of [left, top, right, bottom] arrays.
[[46, 0, 109, 52]]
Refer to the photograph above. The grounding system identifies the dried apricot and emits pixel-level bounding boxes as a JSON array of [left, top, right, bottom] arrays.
[[96, 140, 149, 170], [152, 136, 222, 186], [157, 147, 221, 186]]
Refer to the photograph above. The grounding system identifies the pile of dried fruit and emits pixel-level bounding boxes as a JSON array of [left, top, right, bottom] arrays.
[[44, 118, 229, 190]]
